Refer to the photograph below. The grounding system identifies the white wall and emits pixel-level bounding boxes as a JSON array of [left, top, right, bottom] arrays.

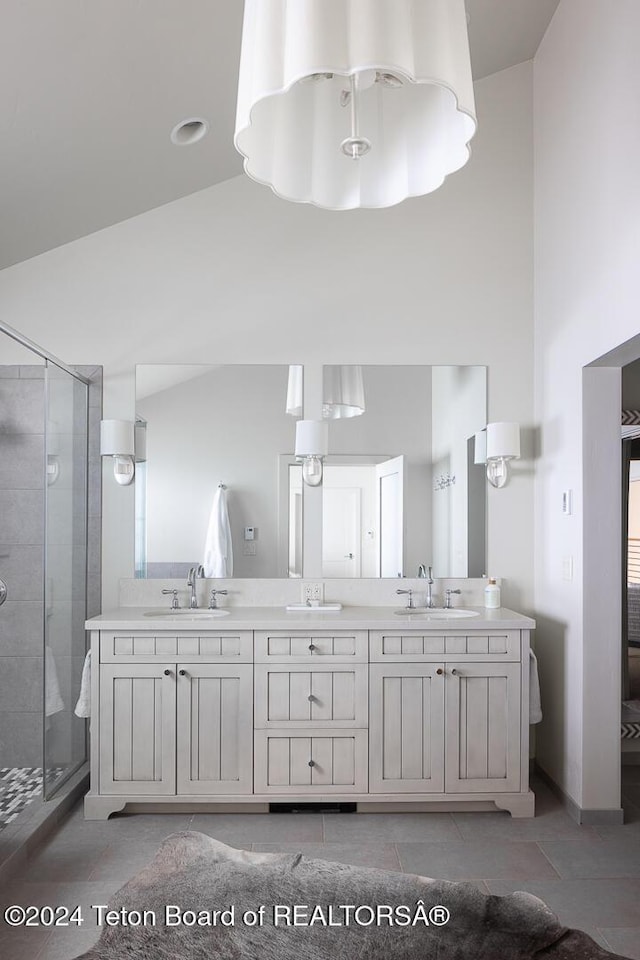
[[0, 62, 534, 613], [534, 0, 640, 811]]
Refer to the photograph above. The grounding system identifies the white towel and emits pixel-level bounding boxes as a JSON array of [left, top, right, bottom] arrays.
[[529, 649, 542, 724], [45, 645, 64, 717], [74, 650, 91, 718], [203, 485, 233, 578]]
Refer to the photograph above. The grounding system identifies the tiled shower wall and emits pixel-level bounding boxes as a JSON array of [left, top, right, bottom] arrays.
[[0, 365, 46, 766], [0, 364, 102, 770]]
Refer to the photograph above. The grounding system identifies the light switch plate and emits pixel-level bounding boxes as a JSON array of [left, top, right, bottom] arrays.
[[562, 490, 572, 516], [562, 556, 573, 581]]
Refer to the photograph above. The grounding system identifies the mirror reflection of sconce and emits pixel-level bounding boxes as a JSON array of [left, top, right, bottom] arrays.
[[484, 421, 520, 489], [100, 419, 135, 486], [295, 420, 329, 487]]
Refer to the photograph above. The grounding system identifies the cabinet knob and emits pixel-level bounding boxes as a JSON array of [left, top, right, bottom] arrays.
[[307, 694, 315, 703], [436, 668, 444, 676], [451, 668, 458, 675], [308, 760, 315, 768], [179, 669, 187, 677], [163, 669, 172, 677], [308, 643, 316, 652]]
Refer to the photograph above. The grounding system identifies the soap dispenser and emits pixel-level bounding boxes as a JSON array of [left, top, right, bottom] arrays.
[[484, 578, 500, 609]]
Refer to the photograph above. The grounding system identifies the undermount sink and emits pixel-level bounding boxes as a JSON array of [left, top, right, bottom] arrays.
[[143, 609, 230, 619], [393, 608, 479, 619]]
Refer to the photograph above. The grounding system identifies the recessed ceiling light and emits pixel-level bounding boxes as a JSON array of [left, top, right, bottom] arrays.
[[170, 118, 209, 146]]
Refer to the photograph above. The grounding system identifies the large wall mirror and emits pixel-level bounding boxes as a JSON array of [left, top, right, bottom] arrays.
[[135, 363, 486, 579]]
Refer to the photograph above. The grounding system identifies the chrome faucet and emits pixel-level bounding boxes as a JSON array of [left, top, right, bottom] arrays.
[[426, 566, 435, 608], [417, 564, 427, 578], [161, 588, 179, 610], [396, 588, 414, 609], [445, 588, 462, 609], [209, 588, 228, 609], [187, 564, 204, 608]]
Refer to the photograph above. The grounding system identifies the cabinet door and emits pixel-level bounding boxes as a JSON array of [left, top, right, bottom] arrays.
[[445, 662, 521, 793], [99, 664, 176, 795], [369, 663, 445, 793], [177, 664, 253, 795]]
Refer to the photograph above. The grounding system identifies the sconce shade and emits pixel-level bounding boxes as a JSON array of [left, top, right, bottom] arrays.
[[100, 420, 135, 457], [295, 420, 329, 458], [486, 422, 520, 461], [235, 0, 477, 210], [323, 365, 365, 419], [474, 430, 487, 465]]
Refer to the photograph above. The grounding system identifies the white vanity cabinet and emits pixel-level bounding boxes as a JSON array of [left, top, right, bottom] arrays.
[[368, 628, 529, 810], [91, 629, 254, 813], [85, 611, 535, 819]]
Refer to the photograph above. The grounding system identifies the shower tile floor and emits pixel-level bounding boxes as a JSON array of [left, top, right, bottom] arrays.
[[0, 768, 64, 832]]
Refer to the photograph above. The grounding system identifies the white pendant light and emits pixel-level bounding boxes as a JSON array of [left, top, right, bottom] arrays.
[[235, 0, 477, 210], [286, 364, 366, 419], [323, 365, 365, 419], [286, 365, 304, 418]]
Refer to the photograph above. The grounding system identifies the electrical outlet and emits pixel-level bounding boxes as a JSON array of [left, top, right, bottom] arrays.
[[302, 582, 324, 603]]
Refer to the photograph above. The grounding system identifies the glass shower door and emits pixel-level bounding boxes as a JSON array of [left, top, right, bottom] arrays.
[[43, 362, 88, 799]]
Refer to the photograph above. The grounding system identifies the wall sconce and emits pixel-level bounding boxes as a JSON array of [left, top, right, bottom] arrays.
[[295, 420, 328, 487], [485, 422, 520, 488], [100, 419, 135, 486]]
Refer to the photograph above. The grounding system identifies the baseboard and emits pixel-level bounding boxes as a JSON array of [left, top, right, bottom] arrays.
[[533, 763, 624, 825]]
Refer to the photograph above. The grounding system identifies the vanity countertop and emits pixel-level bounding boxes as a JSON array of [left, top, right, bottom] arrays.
[[86, 606, 535, 631]]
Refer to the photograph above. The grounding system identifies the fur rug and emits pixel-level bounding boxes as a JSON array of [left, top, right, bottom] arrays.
[[75, 831, 630, 960]]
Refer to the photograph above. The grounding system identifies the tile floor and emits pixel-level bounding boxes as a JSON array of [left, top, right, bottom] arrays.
[[0, 772, 639, 960]]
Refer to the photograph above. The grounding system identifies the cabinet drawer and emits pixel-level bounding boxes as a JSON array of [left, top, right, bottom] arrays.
[[254, 729, 368, 793], [255, 630, 367, 662], [255, 664, 367, 728], [369, 630, 521, 662], [100, 631, 253, 663]]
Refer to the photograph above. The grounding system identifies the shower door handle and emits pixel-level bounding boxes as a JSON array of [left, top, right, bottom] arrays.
[[0, 578, 6, 606]]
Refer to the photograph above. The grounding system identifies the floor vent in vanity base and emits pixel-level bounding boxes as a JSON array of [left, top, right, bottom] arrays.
[[269, 802, 357, 814]]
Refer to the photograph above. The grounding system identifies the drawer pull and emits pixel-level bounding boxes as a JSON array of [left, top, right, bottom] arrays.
[[179, 669, 187, 677], [308, 643, 316, 652], [436, 668, 444, 676], [308, 760, 315, 768], [163, 669, 172, 677]]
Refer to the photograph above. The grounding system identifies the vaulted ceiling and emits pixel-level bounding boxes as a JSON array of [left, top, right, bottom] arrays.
[[0, 1, 560, 270]]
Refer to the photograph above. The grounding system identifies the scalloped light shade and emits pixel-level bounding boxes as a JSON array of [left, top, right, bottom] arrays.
[[235, 0, 477, 210]]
